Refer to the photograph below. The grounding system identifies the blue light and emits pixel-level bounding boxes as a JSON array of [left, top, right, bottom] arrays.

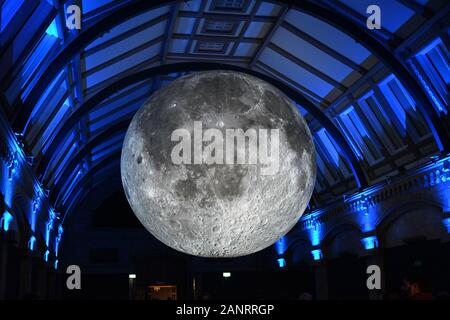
[[308, 220, 322, 246], [417, 37, 443, 56], [408, 60, 445, 113], [311, 249, 322, 261], [1, 166, 14, 207], [30, 195, 41, 232], [361, 215, 377, 233], [1, 211, 13, 232], [46, 221, 53, 247], [54, 260, 59, 270], [361, 236, 378, 250], [58, 224, 64, 235], [379, 76, 408, 131], [46, 211, 56, 247], [28, 70, 65, 122], [1, 0, 25, 32], [44, 250, 50, 262], [277, 258, 286, 268], [317, 129, 340, 167], [341, 106, 371, 139], [55, 225, 63, 256], [311, 228, 321, 246], [275, 237, 287, 255], [28, 236, 36, 251], [338, 108, 365, 160], [443, 218, 450, 233], [353, 197, 377, 233], [46, 19, 59, 38]]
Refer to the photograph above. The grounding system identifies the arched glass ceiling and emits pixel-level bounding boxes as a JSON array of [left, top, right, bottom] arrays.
[[0, 0, 449, 215]]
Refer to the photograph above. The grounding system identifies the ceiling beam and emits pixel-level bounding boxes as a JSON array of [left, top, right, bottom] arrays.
[[37, 62, 368, 190], [161, 3, 180, 64], [16, 0, 448, 153], [12, 0, 174, 132], [166, 53, 251, 62], [177, 11, 278, 22], [350, 99, 397, 170], [172, 33, 262, 44], [368, 78, 421, 158], [0, 0, 39, 54], [281, 20, 368, 74], [255, 61, 328, 108], [184, 0, 207, 55], [55, 153, 120, 208], [50, 120, 129, 200], [292, 0, 450, 151], [0, 1, 56, 90], [268, 42, 348, 92], [395, 0, 434, 19], [84, 55, 160, 98], [82, 13, 169, 57], [83, 36, 164, 77], [249, 6, 289, 69], [316, 0, 399, 46], [228, 0, 261, 57]]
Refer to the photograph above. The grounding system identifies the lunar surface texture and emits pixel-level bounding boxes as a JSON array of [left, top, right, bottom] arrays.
[[121, 71, 316, 257]]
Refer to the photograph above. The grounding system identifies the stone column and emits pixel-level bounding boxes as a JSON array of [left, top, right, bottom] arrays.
[[39, 262, 49, 299], [314, 261, 328, 300], [364, 250, 385, 299], [0, 199, 5, 299], [0, 233, 7, 299], [19, 248, 33, 299], [0, 231, 16, 299], [4, 238, 20, 299], [361, 234, 385, 300], [31, 257, 48, 299], [48, 268, 63, 300], [311, 248, 328, 300], [46, 268, 56, 299]]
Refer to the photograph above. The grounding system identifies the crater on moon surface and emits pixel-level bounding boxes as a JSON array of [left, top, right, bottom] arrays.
[[121, 71, 316, 257]]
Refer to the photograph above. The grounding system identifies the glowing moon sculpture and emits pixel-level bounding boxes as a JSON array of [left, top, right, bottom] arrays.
[[121, 71, 316, 257]]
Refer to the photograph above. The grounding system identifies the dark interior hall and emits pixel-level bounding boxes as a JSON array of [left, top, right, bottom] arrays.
[[0, 0, 449, 301]]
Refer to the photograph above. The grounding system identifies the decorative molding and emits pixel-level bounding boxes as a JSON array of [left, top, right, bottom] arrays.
[[301, 155, 450, 229]]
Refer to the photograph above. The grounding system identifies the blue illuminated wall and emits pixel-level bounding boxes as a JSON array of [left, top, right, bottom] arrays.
[[295, 153, 450, 263], [275, 237, 287, 256], [1, 0, 449, 272], [277, 258, 286, 268], [1, 211, 13, 231], [0, 108, 64, 268], [361, 235, 378, 250]]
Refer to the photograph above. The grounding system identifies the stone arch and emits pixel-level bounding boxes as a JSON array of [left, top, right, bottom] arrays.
[[285, 234, 310, 252], [321, 222, 364, 259], [288, 238, 314, 266], [376, 200, 448, 248]]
